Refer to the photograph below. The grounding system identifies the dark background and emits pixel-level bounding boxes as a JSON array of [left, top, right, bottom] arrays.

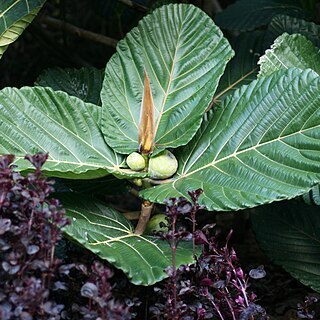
[[0, 0, 234, 89]]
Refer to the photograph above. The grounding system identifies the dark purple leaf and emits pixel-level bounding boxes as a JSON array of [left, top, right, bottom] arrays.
[[0, 155, 15, 169], [81, 282, 99, 299], [249, 265, 266, 279], [200, 278, 214, 287], [53, 281, 68, 291], [24, 153, 48, 170], [0, 219, 11, 235], [194, 230, 209, 245], [27, 245, 40, 255], [2, 262, 20, 274]]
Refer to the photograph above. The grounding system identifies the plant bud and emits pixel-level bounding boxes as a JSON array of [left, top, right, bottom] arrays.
[[148, 150, 178, 179], [132, 178, 143, 187], [126, 152, 146, 171], [145, 214, 168, 234]]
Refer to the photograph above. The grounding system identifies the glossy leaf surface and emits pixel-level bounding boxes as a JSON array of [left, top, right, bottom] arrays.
[[252, 201, 320, 292], [0, 0, 46, 60], [259, 33, 320, 77], [259, 33, 320, 204], [101, 4, 233, 154], [36, 67, 104, 105], [61, 194, 196, 285], [141, 69, 320, 211], [215, 0, 305, 32], [0, 86, 145, 179]]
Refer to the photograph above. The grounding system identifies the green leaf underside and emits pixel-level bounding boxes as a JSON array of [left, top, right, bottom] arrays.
[[60, 194, 196, 285], [0, 0, 46, 60], [266, 15, 320, 48], [214, 31, 265, 104], [215, 0, 306, 32], [35, 67, 104, 106], [0, 86, 145, 179], [101, 4, 233, 154], [141, 68, 320, 211], [259, 33, 320, 77], [251, 201, 320, 292]]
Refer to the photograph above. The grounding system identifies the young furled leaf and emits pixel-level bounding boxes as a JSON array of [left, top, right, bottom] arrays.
[[139, 70, 155, 155], [101, 4, 234, 155]]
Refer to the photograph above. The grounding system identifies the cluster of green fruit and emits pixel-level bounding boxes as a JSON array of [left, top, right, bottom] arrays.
[[126, 150, 178, 180], [126, 150, 178, 233]]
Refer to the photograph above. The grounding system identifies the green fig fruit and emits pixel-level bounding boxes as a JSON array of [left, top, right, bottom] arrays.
[[148, 150, 178, 179], [145, 214, 168, 234], [126, 152, 146, 171]]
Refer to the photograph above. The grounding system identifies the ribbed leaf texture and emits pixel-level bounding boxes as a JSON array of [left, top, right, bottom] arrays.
[[259, 33, 320, 77], [301, 185, 320, 205], [35, 67, 104, 105], [101, 4, 233, 154], [0, 0, 46, 60], [214, 31, 265, 104], [251, 201, 320, 292], [141, 68, 320, 211], [259, 33, 320, 204], [215, 0, 306, 32], [0, 86, 145, 179], [266, 15, 320, 48], [61, 194, 196, 285]]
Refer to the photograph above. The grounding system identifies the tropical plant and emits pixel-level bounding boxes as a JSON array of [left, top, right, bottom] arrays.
[[1, 2, 320, 288], [214, 0, 320, 296]]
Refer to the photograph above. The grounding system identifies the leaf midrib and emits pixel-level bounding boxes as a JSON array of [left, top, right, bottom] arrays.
[[175, 124, 320, 181], [68, 207, 168, 255], [7, 90, 116, 168], [153, 18, 183, 140]]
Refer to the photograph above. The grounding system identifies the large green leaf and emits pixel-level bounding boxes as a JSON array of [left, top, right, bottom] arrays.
[[60, 194, 196, 285], [215, 0, 306, 32], [259, 33, 320, 77], [141, 68, 320, 211], [101, 4, 233, 154], [0, 86, 145, 179], [266, 15, 320, 48], [0, 0, 46, 60], [251, 201, 320, 292], [35, 67, 104, 106], [259, 33, 320, 205], [214, 31, 265, 104]]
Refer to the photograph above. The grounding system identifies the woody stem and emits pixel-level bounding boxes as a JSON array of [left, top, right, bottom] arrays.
[[134, 200, 154, 234]]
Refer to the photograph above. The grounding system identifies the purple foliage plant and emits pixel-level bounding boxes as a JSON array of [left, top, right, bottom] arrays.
[[297, 296, 319, 319], [0, 153, 137, 320], [0, 153, 69, 319], [150, 189, 268, 320]]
